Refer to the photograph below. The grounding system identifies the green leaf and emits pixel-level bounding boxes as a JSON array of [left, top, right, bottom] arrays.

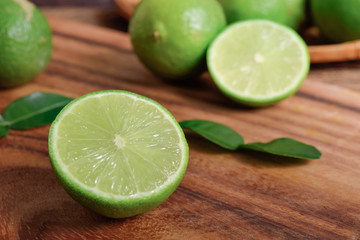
[[3, 92, 73, 130], [0, 115, 9, 137], [179, 120, 321, 160], [179, 120, 244, 150], [240, 138, 322, 159]]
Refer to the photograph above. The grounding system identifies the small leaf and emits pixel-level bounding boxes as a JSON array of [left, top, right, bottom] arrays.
[[179, 120, 244, 150], [0, 115, 9, 137], [3, 92, 73, 130], [240, 138, 321, 159]]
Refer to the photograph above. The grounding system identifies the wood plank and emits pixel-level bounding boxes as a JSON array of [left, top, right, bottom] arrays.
[[1, 16, 360, 239], [39, 7, 129, 32]]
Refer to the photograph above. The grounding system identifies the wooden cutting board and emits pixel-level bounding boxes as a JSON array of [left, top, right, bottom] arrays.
[[1, 16, 360, 240]]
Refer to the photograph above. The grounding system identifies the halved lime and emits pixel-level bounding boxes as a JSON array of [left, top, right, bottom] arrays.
[[48, 90, 189, 218], [207, 20, 309, 107]]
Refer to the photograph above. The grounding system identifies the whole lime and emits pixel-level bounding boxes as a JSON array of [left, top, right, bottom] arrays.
[[129, 0, 226, 80], [311, 0, 360, 43], [0, 0, 52, 88], [218, 0, 305, 30], [284, 0, 306, 30]]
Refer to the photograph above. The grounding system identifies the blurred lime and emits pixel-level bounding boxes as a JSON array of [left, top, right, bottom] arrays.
[[284, 0, 306, 29], [49, 90, 189, 218], [0, 0, 52, 88], [129, 0, 226, 80], [207, 20, 309, 107], [217, 0, 305, 30], [311, 0, 360, 43]]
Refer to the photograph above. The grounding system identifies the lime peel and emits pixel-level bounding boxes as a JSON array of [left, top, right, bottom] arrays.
[[13, 0, 34, 21]]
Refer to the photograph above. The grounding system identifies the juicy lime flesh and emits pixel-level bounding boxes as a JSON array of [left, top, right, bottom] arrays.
[[51, 92, 186, 199], [208, 20, 309, 105]]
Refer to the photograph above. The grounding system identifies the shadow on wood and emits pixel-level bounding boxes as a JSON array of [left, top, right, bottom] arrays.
[[0, 167, 129, 239]]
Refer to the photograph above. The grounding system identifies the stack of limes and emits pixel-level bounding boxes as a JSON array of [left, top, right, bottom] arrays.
[[49, 0, 311, 218], [44, 0, 360, 220], [130, 0, 310, 107]]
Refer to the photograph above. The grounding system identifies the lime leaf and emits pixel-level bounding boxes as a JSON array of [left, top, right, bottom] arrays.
[[179, 120, 244, 150], [180, 120, 321, 159], [240, 138, 321, 159], [0, 115, 9, 137], [3, 92, 73, 130]]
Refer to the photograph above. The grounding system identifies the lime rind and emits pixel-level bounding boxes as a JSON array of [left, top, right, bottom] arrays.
[[48, 90, 189, 218], [207, 20, 310, 107]]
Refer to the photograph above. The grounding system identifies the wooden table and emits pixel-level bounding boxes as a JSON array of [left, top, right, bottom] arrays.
[[1, 1, 360, 239], [34, 0, 129, 32]]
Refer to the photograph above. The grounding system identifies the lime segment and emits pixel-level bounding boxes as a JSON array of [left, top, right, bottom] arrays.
[[207, 20, 309, 107], [49, 90, 188, 218]]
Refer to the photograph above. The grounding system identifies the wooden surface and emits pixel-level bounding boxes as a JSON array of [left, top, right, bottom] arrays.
[[308, 39, 360, 63], [1, 16, 360, 240], [34, 0, 129, 32]]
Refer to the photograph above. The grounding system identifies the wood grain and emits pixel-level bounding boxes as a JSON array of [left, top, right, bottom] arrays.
[[1, 16, 360, 239], [114, 0, 139, 19], [309, 40, 360, 63]]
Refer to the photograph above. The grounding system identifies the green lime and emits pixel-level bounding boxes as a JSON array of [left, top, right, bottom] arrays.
[[129, 0, 226, 80], [311, 0, 360, 43], [217, 0, 305, 30], [48, 90, 189, 218], [284, 0, 306, 30], [207, 20, 309, 107], [0, 0, 52, 88]]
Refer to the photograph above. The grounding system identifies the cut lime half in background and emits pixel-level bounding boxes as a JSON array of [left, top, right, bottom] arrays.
[[207, 20, 309, 107], [48, 90, 189, 218]]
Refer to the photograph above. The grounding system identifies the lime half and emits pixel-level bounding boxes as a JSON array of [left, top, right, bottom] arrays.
[[207, 20, 309, 107], [48, 90, 189, 218]]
